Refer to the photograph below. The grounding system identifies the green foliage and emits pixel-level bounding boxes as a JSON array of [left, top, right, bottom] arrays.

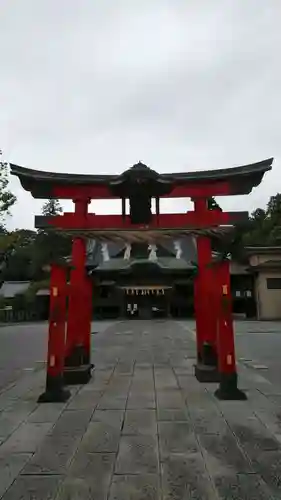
[[242, 193, 281, 246], [0, 192, 70, 293], [25, 279, 49, 301], [42, 198, 62, 216], [29, 231, 71, 280], [0, 224, 71, 282], [0, 230, 37, 281], [25, 198, 71, 279], [0, 150, 16, 221], [0, 195, 71, 282], [206, 194, 281, 252]]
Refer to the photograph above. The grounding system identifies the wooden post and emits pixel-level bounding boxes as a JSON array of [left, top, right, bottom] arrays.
[[65, 236, 87, 354], [38, 263, 70, 403], [193, 198, 218, 382], [64, 236, 93, 384], [215, 259, 247, 400], [64, 197, 93, 384], [193, 274, 203, 361], [82, 276, 93, 363]]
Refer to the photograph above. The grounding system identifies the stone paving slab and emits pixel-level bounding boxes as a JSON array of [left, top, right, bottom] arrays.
[[2, 475, 63, 500], [0, 453, 33, 499], [56, 452, 116, 500], [21, 435, 82, 476], [109, 474, 160, 500], [0, 422, 53, 453], [161, 452, 216, 500], [123, 409, 157, 435], [1, 319, 281, 498]]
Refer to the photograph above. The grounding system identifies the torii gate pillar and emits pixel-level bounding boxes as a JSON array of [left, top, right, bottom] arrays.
[[64, 199, 93, 385], [215, 259, 247, 400], [38, 262, 71, 403], [193, 198, 219, 382]]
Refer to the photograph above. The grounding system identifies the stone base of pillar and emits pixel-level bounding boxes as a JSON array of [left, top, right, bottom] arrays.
[[38, 374, 71, 403], [214, 372, 247, 400], [63, 364, 93, 385], [194, 363, 220, 382]]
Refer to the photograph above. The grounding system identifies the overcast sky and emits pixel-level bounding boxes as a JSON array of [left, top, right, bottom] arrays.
[[0, 0, 280, 230]]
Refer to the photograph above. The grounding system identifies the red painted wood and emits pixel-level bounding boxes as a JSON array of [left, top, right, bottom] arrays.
[[196, 236, 217, 358], [216, 260, 237, 374], [46, 264, 67, 378], [193, 275, 203, 360], [83, 277, 93, 358], [74, 198, 90, 216], [41, 210, 247, 230], [65, 237, 87, 358], [52, 181, 232, 200], [53, 185, 112, 200], [193, 198, 218, 362]]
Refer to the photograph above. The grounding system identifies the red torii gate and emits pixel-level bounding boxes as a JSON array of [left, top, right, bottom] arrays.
[[10, 158, 273, 402]]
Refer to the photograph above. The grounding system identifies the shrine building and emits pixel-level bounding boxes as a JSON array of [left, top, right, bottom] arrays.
[[85, 238, 256, 320]]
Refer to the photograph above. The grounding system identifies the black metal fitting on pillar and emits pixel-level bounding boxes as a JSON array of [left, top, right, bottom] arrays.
[[215, 373, 247, 401], [64, 346, 93, 385], [201, 342, 218, 367], [194, 341, 220, 383], [38, 374, 71, 403]]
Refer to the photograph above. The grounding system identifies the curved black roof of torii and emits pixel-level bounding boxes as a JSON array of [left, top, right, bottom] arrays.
[[10, 158, 273, 198]]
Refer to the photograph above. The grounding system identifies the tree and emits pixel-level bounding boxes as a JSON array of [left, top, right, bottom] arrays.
[[0, 150, 16, 225], [264, 194, 281, 244], [251, 208, 266, 224], [266, 193, 281, 221], [0, 230, 37, 281], [29, 198, 71, 278], [0, 199, 71, 283], [42, 198, 62, 216], [240, 193, 281, 246]]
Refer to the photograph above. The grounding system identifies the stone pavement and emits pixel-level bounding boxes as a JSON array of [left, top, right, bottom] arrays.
[[1, 320, 281, 499]]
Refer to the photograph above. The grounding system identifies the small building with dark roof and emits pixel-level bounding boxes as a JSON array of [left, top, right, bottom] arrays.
[[86, 238, 258, 319]]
